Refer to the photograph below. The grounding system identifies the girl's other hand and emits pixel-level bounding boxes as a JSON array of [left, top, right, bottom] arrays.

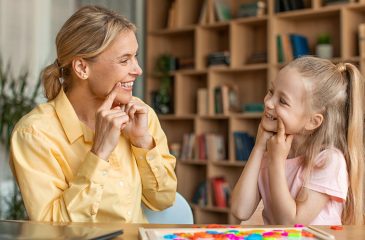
[[267, 117, 293, 165], [122, 99, 154, 149], [91, 83, 130, 160], [255, 122, 273, 152]]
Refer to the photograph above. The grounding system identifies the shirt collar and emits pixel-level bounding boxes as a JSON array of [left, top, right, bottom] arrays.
[[54, 88, 94, 144]]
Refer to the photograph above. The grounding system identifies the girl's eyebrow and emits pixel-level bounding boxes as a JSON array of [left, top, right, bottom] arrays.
[[278, 90, 291, 102]]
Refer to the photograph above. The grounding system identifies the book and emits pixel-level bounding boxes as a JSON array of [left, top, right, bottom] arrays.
[[213, 0, 232, 22], [282, 34, 293, 62], [359, 24, 365, 58], [276, 35, 284, 63], [167, 2, 177, 28], [197, 88, 208, 115], [289, 34, 310, 58], [199, 0, 209, 24], [237, 1, 266, 18]]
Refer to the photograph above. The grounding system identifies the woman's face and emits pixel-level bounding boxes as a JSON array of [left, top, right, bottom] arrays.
[[87, 30, 142, 105]]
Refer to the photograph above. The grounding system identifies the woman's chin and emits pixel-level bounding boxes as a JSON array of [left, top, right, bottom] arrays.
[[116, 94, 132, 105]]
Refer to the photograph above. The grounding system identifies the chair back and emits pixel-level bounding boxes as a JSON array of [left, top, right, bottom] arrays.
[[142, 192, 194, 224]]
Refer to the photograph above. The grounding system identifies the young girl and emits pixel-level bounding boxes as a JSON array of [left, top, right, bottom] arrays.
[[231, 56, 364, 225]]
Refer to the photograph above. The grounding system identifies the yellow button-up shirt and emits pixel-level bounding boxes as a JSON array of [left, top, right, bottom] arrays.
[[10, 89, 177, 223]]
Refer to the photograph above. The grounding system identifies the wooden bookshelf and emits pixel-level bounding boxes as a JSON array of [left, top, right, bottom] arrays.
[[146, 0, 365, 224]]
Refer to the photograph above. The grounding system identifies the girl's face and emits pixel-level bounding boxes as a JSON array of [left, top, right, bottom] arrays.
[[262, 67, 312, 135], [87, 30, 142, 105]]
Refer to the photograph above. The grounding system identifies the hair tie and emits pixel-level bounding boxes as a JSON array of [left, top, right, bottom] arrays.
[[54, 59, 64, 84], [336, 63, 346, 73]]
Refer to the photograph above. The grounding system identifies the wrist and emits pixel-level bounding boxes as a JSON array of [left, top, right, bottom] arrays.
[[91, 147, 109, 161], [131, 135, 155, 149]]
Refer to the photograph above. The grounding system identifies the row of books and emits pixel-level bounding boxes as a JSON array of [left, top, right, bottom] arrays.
[[214, 84, 240, 114], [200, 0, 266, 24], [275, 0, 306, 13], [277, 33, 310, 63], [192, 177, 231, 208], [180, 133, 226, 160]]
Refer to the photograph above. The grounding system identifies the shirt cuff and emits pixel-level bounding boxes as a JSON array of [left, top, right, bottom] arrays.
[[76, 151, 110, 185], [132, 140, 164, 176]]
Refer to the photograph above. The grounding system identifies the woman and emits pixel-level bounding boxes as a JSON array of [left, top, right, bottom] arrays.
[[10, 5, 177, 223]]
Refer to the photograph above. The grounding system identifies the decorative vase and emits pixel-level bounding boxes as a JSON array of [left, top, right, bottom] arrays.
[[316, 44, 333, 59]]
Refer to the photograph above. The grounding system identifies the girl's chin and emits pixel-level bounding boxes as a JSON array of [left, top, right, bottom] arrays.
[[261, 119, 277, 132]]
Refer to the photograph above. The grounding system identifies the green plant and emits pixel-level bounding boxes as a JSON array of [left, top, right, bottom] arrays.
[[152, 54, 175, 114], [0, 58, 41, 220], [317, 33, 331, 45]]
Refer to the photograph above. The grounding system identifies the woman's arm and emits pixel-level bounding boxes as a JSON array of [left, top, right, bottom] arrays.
[[129, 105, 177, 210], [10, 129, 110, 222]]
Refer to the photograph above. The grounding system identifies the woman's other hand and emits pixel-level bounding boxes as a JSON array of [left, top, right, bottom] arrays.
[[122, 99, 154, 149]]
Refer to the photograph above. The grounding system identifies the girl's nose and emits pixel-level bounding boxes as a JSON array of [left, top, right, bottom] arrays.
[[264, 95, 274, 109]]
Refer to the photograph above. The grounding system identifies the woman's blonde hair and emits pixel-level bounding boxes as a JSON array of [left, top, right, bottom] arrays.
[[41, 5, 136, 101], [287, 56, 364, 224]]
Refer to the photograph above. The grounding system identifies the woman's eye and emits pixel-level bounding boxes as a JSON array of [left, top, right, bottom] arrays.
[[280, 98, 287, 105], [267, 89, 273, 95], [120, 59, 128, 64]]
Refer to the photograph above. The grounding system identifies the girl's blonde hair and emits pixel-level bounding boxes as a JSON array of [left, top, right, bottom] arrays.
[[41, 5, 136, 101], [287, 56, 364, 224]]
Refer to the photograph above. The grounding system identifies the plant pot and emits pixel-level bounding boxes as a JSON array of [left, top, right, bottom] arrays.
[[316, 44, 333, 59]]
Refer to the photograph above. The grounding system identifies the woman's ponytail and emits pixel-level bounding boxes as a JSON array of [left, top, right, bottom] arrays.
[[41, 60, 62, 101]]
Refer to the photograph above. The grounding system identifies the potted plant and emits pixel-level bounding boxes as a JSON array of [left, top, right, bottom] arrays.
[[151, 54, 175, 114], [0, 58, 41, 219], [316, 33, 333, 59]]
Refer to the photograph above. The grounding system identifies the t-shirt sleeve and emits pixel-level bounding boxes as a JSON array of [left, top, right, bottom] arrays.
[[304, 148, 348, 202]]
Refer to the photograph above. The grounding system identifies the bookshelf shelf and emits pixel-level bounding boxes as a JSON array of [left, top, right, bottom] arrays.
[[146, 0, 365, 224]]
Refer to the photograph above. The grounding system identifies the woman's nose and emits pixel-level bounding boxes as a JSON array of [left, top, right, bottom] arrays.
[[132, 59, 143, 76]]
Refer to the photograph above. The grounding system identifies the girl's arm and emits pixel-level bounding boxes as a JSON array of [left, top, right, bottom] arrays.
[[268, 118, 329, 224], [231, 123, 272, 220]]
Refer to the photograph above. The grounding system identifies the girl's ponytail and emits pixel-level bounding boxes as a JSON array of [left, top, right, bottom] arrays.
[[41, 60, 62, 101], [341, 63, 364, 225]]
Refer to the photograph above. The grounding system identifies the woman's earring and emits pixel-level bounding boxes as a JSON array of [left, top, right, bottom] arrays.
[[82, 73, 88, 79]]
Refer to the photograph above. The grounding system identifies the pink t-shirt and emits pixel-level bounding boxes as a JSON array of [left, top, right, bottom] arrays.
[[258, 148, 348, 225]]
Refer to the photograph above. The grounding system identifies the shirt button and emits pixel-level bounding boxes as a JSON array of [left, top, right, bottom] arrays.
[[102, 170, 108, 176], [119, 181, 124, 187], [91, 202, 99, 215], [147, 156, 153, 161], [127, 210, 131, 216], [138, 156, 144, 160]]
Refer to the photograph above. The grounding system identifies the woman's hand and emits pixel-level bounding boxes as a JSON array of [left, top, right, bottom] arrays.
[[267, 117, 293, 165], [122, 99, 154, 149], [91, 83, 129, 160]]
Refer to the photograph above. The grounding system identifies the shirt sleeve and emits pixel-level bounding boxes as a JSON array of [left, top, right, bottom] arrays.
[[10, 127, 110, 222], [131, 106, 177, 211], [304, 148, 348, 202]]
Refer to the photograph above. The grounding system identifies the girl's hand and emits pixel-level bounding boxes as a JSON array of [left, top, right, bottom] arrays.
[[267, 117, 293, 164], [91, 83, 130, 160], [121, 99, 154, 149], [255, 122, 274, 152]]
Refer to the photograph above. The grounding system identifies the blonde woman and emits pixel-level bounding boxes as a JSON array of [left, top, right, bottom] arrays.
[[10, 5, 177, 223], [232, 56, 364, 225]]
